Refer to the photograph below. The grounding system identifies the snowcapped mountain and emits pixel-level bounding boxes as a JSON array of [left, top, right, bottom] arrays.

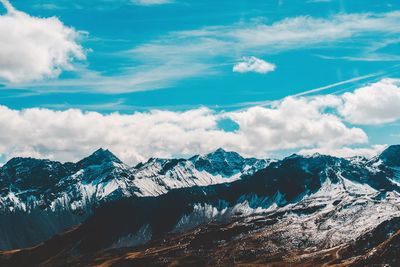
[[0, 148, 269, 250], [2, 145, 400, 266], [0, 149, 131, 214], [131, 148, 270, 196], [0, 148, 269, 213]]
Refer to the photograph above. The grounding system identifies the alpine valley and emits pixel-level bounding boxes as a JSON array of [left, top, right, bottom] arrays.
[[1, 146, 400, 266]]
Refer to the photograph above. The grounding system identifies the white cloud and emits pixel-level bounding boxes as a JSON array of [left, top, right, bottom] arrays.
[[10, 79, 400, 163], [0, 0, 85, 83], [299, 144, 387, 159], [233, 56, 276, 74], [339, 79, 400, 125], [33, 3, 62, 10], [0, 93, 369, 164], [132, 0, 172, 5], [230, 12, 400, 50], [20, 62, 212, 94], [167, 12, 400, 58], [226, 96, 366, 155]]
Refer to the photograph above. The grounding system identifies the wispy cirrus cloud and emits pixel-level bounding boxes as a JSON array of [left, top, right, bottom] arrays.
[[14, 62, 213, 94], [317, 38, 400, 62], [32, 0, 173, 10], [307, 0, 332, 3], [131, 0, 173, 6], [101, 11, 400, 93]]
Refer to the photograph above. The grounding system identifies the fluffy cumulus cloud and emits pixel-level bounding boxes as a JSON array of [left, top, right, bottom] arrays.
[[233, 56, 276, 74], [0, 0, 85, 83], [339, 79, 400, 125], [0, 93, 370, 165], [226, 96, 367, 155], [132, 0, 172, 6]]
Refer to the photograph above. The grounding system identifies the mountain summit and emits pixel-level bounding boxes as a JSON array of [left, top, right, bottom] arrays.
[[190, 147, 267, 177], [76, 148, 122, 168]]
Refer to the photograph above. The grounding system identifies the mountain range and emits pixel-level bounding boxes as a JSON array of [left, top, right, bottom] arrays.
[[0, 148, 269, 250], [1, 146, 400, 266]]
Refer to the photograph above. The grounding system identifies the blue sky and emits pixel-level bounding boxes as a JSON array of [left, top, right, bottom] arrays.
[[0, 0, 399, 164]]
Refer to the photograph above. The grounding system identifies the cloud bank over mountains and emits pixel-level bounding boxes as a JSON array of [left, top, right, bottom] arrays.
[[0, 1, 398, 164], [0, 79, 398, 164]]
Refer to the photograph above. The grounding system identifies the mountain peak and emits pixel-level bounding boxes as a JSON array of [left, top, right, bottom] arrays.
[[188, 148, 255, 177], [205, 147, 243, 160], [379, 145, 400, 166], [92, 148, 115, 157], [76, 148, 122, 168], [214, 147, 228, 154]]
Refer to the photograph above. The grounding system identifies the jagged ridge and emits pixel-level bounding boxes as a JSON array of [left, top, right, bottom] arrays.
[[0, 148, 269, 250]]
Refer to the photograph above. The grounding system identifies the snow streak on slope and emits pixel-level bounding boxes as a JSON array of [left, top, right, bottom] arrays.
[[172, 175, 400, 250], [132, 159, 242, 197]]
